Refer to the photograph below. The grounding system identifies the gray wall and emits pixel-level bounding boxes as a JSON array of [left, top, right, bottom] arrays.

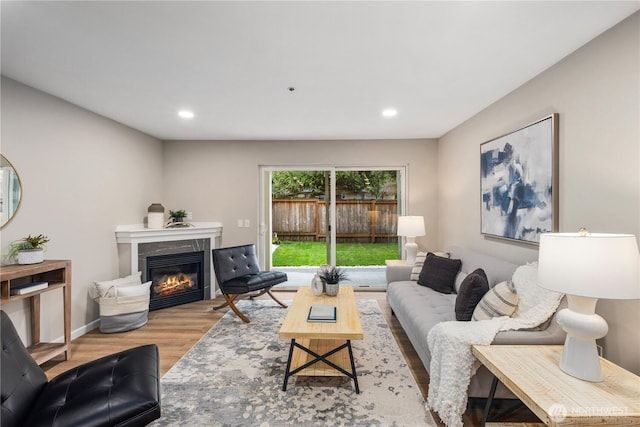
[[438, 12, 640, 373], [162, 138, 439, 252], [0, 77, 164, 340]]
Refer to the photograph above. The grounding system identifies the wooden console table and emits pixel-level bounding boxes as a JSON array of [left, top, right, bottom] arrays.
[[0, 260, 71, 364], [472, 345, 640, 426]]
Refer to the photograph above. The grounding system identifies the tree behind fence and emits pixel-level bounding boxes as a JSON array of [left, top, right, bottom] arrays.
[[272, 199, 398, 243]]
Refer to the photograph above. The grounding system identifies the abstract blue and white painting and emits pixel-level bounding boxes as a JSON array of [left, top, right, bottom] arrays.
[[480, 115, 557, 244]]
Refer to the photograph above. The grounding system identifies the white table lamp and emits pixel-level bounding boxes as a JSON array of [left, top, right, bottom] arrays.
[[397, 216, 426, 265], [538, 230, 640, 382]]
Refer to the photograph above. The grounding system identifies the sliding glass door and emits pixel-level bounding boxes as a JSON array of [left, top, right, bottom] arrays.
[[333, 169, 401, 288], [259, 166, 406, 289]]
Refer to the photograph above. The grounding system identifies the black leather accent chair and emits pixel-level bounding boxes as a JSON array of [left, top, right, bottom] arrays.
[[212, 244, 288, 323], [1, 310, 161, 427]]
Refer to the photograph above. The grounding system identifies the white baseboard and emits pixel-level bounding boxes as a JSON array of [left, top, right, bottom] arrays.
[[50, 318, 100, 344], [73, 319, 101, 339]]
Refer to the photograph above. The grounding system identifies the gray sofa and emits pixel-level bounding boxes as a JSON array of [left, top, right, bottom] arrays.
[[386, 246, 566, 398]]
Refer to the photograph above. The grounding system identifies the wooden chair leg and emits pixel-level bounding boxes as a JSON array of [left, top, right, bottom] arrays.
[[212, 293, 237, 310], [248, 287, 287, 308], [267, 289, 288, 308], [213, 288, 286, 323], [227, 299, 251, 323], [248, 288, 269, 300], [213, 294, 251, 323]]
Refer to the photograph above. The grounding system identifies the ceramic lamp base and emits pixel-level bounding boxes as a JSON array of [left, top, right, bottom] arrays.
[[404, 239, 418, 265], [557, 295, 608, 382]]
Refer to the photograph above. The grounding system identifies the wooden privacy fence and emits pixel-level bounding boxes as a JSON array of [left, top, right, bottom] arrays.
[[272, 199, 399, 243]]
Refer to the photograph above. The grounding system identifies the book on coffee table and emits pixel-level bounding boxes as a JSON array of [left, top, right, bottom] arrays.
[[307, 304, 337, 323]]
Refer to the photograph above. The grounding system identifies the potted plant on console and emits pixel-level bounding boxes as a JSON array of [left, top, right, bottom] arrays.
[[8, 234, 49, 264]]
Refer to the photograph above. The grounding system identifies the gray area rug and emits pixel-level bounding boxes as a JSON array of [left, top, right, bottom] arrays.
[[152, 299, 435, 426]]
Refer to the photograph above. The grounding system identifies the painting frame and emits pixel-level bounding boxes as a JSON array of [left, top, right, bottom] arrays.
[[480, 113, 559, 245]]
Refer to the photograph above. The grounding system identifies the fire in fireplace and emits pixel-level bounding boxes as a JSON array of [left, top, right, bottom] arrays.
[[153, 272, 195, 297], [147, 251, 204, 311]]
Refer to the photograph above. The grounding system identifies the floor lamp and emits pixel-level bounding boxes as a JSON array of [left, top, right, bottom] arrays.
[[538, 230, 640, 382], [397, 216, 425, 265]]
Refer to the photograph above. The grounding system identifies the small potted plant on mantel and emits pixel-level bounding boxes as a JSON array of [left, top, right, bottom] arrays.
[[166, 209, 191, 228], [8, 234, 49, 264], [168, 209, 187, 223]]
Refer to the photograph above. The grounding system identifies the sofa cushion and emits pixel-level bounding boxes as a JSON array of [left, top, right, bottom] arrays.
[[472, 280, 518, 320], [455, 269, 489, 321], [454, 272, 468, 293], [417, 253, 462, 294], [448, 246, 518, 288], [387, 281, 457, 366]]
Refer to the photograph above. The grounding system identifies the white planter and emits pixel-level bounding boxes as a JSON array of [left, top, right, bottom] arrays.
[[147, 212, 165, 229], [17, 249, 44, 264]]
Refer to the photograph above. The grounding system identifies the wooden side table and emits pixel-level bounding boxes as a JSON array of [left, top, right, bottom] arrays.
[[0, 260, 72, 364], [472, 345, 640, 426]]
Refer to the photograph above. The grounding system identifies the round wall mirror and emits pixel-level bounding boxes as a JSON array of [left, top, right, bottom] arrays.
[[0, 153, 22, 229]]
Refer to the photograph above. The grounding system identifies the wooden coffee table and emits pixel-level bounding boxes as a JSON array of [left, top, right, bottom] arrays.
[[279, 286, 364, 393]]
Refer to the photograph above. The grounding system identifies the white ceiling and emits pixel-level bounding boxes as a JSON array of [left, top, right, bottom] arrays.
[[2, 1, 638, 141]]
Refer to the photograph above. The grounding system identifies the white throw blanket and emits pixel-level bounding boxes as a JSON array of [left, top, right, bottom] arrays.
[[426, 263, 563, 427]]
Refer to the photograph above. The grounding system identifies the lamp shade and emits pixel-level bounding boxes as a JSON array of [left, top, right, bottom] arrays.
[[397, 216, 425, 237], [538, 232, 640, 299]]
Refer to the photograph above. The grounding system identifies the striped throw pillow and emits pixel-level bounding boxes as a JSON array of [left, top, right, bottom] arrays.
[[472, 280, 518, 321], [410, 252, 428, 281]]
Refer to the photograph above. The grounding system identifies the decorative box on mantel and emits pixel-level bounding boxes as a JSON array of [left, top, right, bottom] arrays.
[[115, 222, 222, 310]]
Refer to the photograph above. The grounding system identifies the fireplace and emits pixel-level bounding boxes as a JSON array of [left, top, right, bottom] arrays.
[[115, 222, 222, 310], [147, 251, 204, 311]]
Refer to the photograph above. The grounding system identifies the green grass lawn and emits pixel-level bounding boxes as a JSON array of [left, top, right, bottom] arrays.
[[272, 241, 399, 266]]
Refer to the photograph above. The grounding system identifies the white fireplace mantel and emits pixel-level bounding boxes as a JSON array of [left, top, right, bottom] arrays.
[[115, 222, 223, 298], [115, 222, 223, 245]]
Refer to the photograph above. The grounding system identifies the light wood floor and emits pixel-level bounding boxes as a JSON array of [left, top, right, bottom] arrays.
[[41, 291, 538, 426]]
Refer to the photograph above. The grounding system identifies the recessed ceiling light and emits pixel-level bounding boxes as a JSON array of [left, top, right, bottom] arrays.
[[178, 110, 194, 119], [382, 109, 397, 117]]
